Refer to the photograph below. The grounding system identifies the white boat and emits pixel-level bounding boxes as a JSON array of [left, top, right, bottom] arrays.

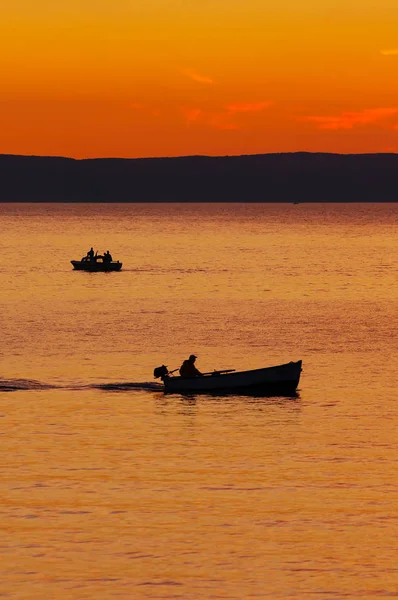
[[154, 360, 302, 396]]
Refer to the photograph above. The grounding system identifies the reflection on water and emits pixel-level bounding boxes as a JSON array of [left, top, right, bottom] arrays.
[[1, 203, 398, 599], [0, 377, 300, 399]]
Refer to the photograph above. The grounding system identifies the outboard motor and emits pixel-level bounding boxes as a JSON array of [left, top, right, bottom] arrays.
[[153, 365, 169, 380]]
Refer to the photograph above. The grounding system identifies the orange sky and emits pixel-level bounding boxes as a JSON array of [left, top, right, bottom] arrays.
[[1, 0, 398, 157]]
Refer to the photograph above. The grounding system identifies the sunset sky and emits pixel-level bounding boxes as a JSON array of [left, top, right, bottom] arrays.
[[1, 0, 398, 158]]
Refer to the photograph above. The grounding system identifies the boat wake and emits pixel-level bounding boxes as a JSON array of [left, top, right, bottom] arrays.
[[92, 382, 163, 392], [0, 377, 163, 393], [0, 378, 57, 392]]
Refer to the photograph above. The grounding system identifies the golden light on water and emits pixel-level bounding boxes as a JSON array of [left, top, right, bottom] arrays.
[[1, 203, 398, 597]]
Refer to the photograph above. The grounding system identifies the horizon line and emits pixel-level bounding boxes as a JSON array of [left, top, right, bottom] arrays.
[[1, 150, 398, 161]]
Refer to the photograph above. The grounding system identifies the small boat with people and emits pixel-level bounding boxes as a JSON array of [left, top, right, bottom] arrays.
[[71, 247, 122, 271], [154, 355, 302, 396]]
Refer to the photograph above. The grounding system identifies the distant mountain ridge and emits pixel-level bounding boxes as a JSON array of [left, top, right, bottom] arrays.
[[1, 152, 397, 202]]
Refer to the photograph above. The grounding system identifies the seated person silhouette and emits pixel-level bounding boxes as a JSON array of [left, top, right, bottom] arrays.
[[179, 354, 203, 377]]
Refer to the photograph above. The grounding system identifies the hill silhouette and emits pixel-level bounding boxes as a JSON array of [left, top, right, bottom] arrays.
[[1, 152, 397, 202]]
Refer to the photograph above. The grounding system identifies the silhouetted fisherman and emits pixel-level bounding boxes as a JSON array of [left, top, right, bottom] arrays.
[[87, 247, 94, 261], [103, 250, 113, 263], [179, 354, 203, 377]]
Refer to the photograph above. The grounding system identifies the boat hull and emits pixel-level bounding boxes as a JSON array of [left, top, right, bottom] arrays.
[[163, 360, 302, 396], [71, 260, 122, 272]]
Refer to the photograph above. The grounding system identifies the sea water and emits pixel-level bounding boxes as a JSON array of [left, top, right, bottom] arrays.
[[1, 202, 398, 599]]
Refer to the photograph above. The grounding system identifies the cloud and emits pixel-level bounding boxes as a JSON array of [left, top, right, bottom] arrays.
[[226, 101, 272, 113], [181, 107, 238, 130], [303, 107, 398, 130], [181, 100, 273, 130], [182, 107, 202, 125], [380, 49, 398, 55], [181, 68, 214, 84]]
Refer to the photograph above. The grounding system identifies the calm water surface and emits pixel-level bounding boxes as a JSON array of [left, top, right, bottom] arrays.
[[1, 203, 398, 599]]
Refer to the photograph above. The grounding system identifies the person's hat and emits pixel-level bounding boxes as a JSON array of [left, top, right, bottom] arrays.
[[189, 354, 197, 360]]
